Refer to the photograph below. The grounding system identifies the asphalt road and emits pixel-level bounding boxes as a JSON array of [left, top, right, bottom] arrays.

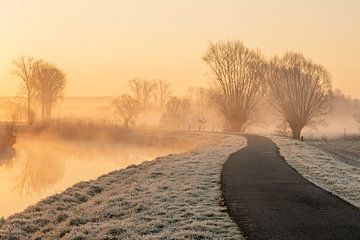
[[221, 135, 360, 240]]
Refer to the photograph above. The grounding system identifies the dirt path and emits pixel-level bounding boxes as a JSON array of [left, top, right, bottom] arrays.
[[221, 135, 360, 240]]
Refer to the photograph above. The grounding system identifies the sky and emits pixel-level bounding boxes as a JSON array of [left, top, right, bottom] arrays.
[[0, 0, 359, 97]]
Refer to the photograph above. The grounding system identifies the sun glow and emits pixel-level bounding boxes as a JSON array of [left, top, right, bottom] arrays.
[[0, 0, 359, 97]]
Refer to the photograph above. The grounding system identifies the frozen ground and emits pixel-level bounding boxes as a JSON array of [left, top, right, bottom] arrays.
[[308, 139, 360, 167], [0, 133, 246, 240], [271, 136, 360, 208]]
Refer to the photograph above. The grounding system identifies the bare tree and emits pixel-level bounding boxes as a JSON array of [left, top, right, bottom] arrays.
[[128, 79, 155, 110], [0, 100, 26, 124], [188, 87, 211, 112], [35, 62, 66, 122], [154, 79, 171, 111], [354, 113, 360, 131], [188, 87, 212, 130], [12, 56, 39, 125], [203, 41, 267, 132], [113, 94, 140, 129], [267, 52, 332, 139], [160, 96, 190, 129]]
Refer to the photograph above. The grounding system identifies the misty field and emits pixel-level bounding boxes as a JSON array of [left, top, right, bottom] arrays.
[[308, 139, 360, 167], [272, 136, 360, 208]]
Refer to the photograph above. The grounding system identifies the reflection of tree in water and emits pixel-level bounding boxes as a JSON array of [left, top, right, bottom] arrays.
[[15, 149, 64, 195], [65, 143, 146, 167], [12, 139, 179, 195], [0, 147, 16, 167]]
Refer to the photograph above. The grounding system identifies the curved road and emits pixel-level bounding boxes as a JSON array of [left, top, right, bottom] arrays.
[[221, 135, 360, 240]]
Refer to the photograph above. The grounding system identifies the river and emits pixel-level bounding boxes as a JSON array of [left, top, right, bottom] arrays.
[[0, 136, 184, 218]]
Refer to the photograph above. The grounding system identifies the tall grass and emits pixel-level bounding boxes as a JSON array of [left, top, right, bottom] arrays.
[[20, 118, 202, 150], [38, 118, 125, 141]]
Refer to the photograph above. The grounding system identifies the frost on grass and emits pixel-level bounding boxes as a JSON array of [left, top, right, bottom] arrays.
[[308, 140, 360, 167], [271, 136, 360, 208], [0, 133, 246, 240]]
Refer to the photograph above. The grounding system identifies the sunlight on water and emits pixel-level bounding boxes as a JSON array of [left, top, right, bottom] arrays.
[[0, 136, 182, 218]]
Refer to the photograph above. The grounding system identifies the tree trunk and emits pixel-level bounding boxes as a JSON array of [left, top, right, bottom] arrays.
[[46, 102, 52, 120], [291, 126, 302, 140], [27, 95, 32, 125], [228, 118, 246, 132], [123, 119, 129, 129], [41, 100, 46, 123]]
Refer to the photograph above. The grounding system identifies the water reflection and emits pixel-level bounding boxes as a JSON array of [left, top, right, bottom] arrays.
[[14, 148, 64, 194], [0, 136, 185, 217], [0, 147, 15, 167]]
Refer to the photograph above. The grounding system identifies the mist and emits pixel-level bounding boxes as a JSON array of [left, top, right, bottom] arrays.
[[0, 123, 206, 218], [0, 2, 359, 237]]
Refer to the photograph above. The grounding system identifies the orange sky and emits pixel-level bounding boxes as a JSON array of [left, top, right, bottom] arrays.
[[0, 0, 359, 97]]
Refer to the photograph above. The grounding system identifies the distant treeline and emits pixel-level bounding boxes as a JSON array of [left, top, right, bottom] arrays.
[[4, 40, 360, 139]]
